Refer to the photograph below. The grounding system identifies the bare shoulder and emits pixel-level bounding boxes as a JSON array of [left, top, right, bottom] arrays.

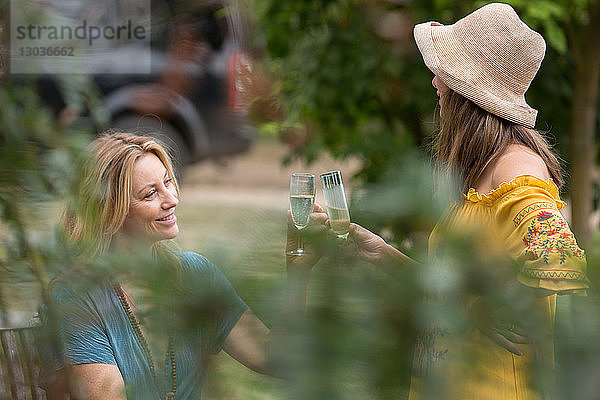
[[491, 144, 551, 188]]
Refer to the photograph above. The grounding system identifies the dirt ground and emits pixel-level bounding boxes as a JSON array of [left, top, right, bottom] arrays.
[[180, 137, 361, 209]]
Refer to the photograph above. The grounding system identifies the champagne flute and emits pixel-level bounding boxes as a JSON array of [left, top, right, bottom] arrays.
[[320, 170, 350, 239], [288, 173, 316, 256]]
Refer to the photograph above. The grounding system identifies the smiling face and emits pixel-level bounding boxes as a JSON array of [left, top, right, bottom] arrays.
[[120, 152, 179, 243]]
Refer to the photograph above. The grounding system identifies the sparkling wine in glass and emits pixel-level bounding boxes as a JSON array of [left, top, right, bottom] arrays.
[[288, 173, 316, 255], [320, 170, 350, 238]]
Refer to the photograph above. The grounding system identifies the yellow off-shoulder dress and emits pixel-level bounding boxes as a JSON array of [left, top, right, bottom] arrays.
[[409, 175, 588, 400]]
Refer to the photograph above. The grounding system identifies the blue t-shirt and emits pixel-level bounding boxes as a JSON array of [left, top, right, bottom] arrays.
[[51, 251, 248, 399]]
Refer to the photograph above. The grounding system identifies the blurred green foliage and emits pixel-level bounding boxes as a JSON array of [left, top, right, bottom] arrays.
[[253, 0, 435, 181], [0, 1, 599, 399], [0, 80, 90, 326]]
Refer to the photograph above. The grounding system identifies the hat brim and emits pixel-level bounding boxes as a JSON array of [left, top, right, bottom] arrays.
[[413, 21, 538, 128]]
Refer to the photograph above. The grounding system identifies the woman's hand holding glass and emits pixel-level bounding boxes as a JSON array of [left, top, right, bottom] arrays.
[[286, 203, 329, 273], [344, 223, 420, 271], [346, 223, 394, 265], [286, 170, 416, 270]]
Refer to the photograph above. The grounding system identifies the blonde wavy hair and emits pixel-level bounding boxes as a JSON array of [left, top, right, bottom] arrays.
[[434, 90, 563, 196], [63, 132, 180, 256]]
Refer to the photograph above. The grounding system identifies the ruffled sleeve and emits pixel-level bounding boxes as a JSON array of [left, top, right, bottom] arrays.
[[470, 175, 589, 293]]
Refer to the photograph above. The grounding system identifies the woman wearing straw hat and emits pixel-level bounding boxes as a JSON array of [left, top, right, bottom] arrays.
[[344, 3, 588, 399]]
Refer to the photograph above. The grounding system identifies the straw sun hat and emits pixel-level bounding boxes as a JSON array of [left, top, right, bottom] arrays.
[[413, 2, 546, 128]]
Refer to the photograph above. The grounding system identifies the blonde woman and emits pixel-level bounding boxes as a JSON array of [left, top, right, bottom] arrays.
[[50, 132, 326, 399], [345, 3, 588, 399]]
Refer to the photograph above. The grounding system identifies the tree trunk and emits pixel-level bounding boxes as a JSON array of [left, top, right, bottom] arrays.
[[568, 2, 600, 251]]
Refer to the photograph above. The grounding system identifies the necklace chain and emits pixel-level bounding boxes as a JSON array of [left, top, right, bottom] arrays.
[[114, 284, 177, 400]]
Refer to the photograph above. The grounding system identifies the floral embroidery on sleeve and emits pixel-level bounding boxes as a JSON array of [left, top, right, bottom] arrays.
[[512, 201, 556, 227], [521, 211, 586, 280]]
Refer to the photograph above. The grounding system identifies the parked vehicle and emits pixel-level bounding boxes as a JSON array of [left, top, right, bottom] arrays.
[[12, 0, 256, 170]]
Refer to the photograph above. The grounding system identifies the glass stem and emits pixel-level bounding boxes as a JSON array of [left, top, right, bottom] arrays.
[[298, 231, 304, 253]]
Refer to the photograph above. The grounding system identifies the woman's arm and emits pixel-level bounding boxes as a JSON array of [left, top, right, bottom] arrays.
[[222, 310, 270, 374], [347, 219, 538, 355], [222, 204, 329, 376], [67, 364, 126, 400], [347, 223, 420, 272]]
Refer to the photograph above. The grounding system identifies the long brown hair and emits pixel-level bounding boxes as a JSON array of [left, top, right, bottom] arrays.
[[63, 132, 180, 256], [433, 90, 563, 195]]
